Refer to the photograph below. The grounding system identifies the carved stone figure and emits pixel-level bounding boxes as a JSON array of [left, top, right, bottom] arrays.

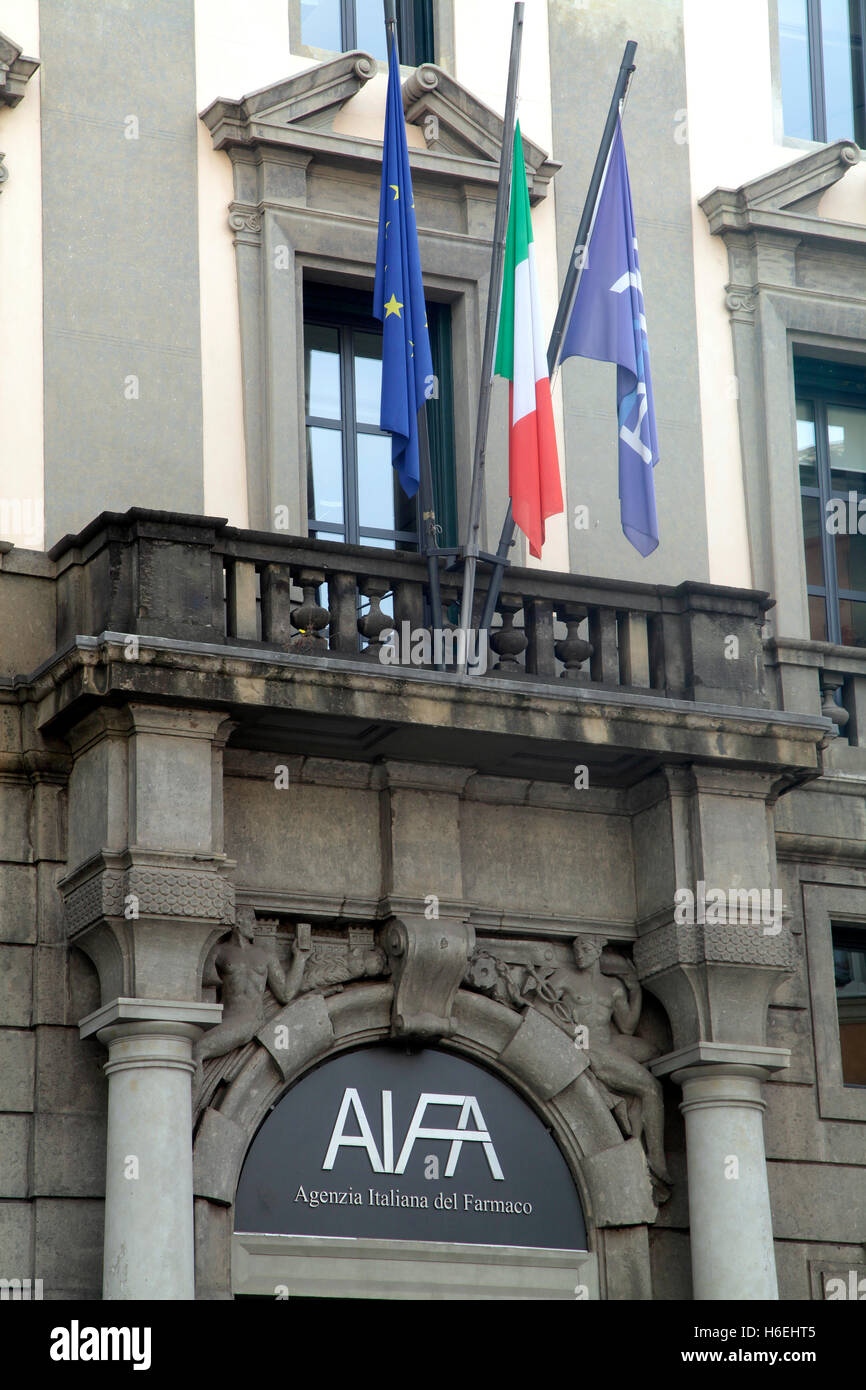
[[465, 934, 670, 1186], [193, 913, 389, 1095], [192, 909, 310, 1092]]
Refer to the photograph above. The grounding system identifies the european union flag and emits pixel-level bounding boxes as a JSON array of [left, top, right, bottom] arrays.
[[560, 116, 660, 556], [373, 33, 433, 498]]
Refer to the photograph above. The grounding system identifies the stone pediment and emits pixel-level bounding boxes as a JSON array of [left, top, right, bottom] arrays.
[[700, 139, 864, 247], [201, 51, 558, 203], [0, 30, 39, 107], [401, 63, 556, 196], [201, 51, 378, 141]]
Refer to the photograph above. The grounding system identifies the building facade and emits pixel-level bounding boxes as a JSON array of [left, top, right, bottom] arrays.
[[0, 0, 864, 1301]]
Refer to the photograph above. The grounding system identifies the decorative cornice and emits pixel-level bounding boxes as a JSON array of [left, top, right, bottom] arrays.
[[200, 52, 557, 204], [700, 139, 865, 250], [60, 850, 236, 938], [0, 31, 39, 107], [634, 919, 794, 978]]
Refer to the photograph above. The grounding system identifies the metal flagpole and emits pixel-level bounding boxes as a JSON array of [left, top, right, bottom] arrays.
[[384, 0, 444, 664], [455, 1, 525, 675], [476, 40, 638, 648]]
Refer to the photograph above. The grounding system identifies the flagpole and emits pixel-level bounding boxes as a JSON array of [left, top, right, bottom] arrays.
[[383, 0, 444, 665], [476, 40, 638, 648], [455, 1, 525, 675]]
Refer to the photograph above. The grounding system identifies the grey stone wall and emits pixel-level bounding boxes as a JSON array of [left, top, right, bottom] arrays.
[[0, 690, 105, 1299]]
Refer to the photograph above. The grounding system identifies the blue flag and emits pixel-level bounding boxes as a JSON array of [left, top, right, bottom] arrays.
[[373, 34, 433, 498], [560, 116, 659, 556]]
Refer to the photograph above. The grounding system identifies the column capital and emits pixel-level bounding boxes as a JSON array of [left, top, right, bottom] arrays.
[[79, 996, 222, 1041], [652, 1041, 790, 1078]]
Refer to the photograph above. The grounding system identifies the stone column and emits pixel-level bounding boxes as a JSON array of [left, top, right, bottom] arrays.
[[61, 705, 236, 1299], [633, 765, 798, 1301], [81, 1000, 220, 1300], [671, 1061, 779, 1301]]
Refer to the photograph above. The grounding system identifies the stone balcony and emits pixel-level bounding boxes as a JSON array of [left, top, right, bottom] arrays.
[[0, 507, 831, 789]]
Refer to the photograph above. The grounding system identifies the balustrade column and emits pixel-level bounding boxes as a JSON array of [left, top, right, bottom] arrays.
[[490, 595, 527, 672]]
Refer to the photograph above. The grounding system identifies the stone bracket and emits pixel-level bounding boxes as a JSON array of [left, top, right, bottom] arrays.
[[384, 915, 474, 1040]]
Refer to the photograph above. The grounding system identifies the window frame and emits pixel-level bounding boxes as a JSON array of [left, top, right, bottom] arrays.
[[303, 281, 457, 553], [801, 881, 866, 1119], [795, 360, 866, 645], [778, 0, 866, 145]]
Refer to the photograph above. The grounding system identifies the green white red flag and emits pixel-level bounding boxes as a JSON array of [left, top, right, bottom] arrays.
[[494, 120, 563, 559]]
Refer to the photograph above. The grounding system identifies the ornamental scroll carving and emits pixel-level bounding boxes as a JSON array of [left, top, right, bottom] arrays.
[[465, 934, 671, 1193]]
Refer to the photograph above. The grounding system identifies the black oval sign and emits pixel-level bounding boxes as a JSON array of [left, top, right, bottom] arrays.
[[235, 1046, 587, 1250]]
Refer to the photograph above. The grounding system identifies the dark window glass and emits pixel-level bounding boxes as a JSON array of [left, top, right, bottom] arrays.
[[303, 282, 456, 551], [801, 494, 825, 586], [809, 592, 829, 639], [837, 597, 866, 644], [780, 0, 866, 145], [832, 925, 866, 1085], [300, 0, 433, 64], [795, 356, 866, 646]]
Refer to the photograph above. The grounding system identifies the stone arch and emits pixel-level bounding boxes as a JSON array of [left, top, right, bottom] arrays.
[[192, 982, 656, 1299]]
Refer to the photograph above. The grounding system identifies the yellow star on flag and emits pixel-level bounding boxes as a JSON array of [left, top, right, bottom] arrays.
[[384, 292, 404, 318], [390, 184, 400, 200]]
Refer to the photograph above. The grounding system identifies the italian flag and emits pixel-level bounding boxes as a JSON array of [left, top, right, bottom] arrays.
[[494, 121, 563, 559]]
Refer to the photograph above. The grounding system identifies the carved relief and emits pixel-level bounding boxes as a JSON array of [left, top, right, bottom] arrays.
[[724, 285, 757, 320], [64, 863, 234, 937], [193, 910, 389, 1098], [465, 934, 671, 1195], [228, 207, 262, 236], [384, 915, 474, 1040]]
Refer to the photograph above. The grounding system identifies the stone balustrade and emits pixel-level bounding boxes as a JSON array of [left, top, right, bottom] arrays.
[[762, 634, 866, 747], [48, 508, 774, 707]]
